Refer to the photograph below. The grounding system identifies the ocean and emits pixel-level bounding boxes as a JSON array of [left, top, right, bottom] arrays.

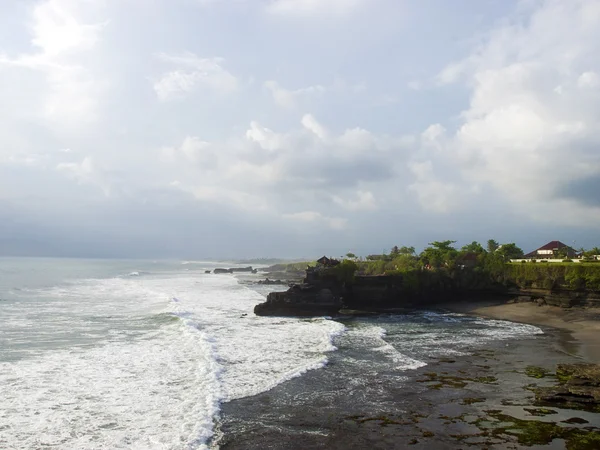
[[0, 257, 545, 449]]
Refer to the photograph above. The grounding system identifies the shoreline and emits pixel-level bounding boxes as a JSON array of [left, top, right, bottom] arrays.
[[216, 310, 600, 449], [439, 300, 600, 363]]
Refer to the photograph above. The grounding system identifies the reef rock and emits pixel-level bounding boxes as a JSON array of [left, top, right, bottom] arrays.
[[536, 364, 600, 410]]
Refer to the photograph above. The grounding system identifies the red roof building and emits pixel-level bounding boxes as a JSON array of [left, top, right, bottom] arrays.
[[524, 241, 578, 259]]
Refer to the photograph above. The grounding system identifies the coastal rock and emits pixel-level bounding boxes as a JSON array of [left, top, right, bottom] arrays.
[[214, 268, 233, 274], [254, 284, 343, 317], [257, 278, 285, 285], [229, 266, 255, 273], [536, 364, 600, 410]]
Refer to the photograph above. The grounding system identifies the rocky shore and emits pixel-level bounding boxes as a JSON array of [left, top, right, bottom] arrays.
[[215, 319, 600, 449]]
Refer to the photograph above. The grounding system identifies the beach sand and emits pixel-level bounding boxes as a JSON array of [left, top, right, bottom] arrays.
[[442, 300, 600, 363]]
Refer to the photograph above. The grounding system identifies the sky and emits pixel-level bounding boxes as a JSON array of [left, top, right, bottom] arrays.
[[0, 0, 599, 259]]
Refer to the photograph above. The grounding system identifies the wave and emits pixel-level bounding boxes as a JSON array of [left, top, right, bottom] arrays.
[[348, 325, 427, 371], [1, 269, 351, 449]]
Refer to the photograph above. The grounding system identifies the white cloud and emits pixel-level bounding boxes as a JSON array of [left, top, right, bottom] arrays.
[[282, 211, 347, 230], [266, 0, 366, 16], [56, 156, 112, 196], [31, 0, 105, 57], [159, 115, 410, 233], [264, 80, 326, 109], [332, 190, 377, 211], [154, 52, 238, 101], [408, 160, 460, 213], [0, 0, 106, 128], [301, 114, 328, 139], [432, 0, 600, 223], [578, 71, 599, 88], [245, 121, 286, 151]]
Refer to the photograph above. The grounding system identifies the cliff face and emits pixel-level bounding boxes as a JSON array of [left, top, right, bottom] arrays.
[[253, 264, 600, 317], [510, 288, 600, 308], [253, 283, 343, 316], [253, 271, 490, 316]]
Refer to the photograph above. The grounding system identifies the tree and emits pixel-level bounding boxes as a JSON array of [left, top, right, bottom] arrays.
[[391, 245, 416, 256], [333, 259, 358, 283], [346, 252, 357, 259], [487, 239, 499, 253], [420, 240, 458, 268], [461, 241, 485, 254], [496, 243, 524, 261], [583, 247, 600, 257], [398, 246, 416, 255]]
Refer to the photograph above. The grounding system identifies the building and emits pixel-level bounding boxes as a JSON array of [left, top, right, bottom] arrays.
[[524, 241, 578, 259], [316, 256, 341, 267]]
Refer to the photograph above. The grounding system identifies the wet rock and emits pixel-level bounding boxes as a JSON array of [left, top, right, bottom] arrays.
[[257, 278, 285, 285], [535, 363, 600, 410], [253, 284, 343, 317]]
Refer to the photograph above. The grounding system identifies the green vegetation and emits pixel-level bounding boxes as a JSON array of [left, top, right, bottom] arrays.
[[417, 372, 497, 389], [337, 240, 600, 293], [461, 397, 485, 405], [272, 241, 600, 296], [472, 411, 600, 448], [523, 407, 557, 416], [507, 263, 600, 290], [328, 259, 359, 284], [525, 366, 553, 379]]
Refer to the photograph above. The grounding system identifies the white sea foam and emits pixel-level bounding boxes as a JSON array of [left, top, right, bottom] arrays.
[[348, 325, 427, 371], [0, 268, 345, 449]]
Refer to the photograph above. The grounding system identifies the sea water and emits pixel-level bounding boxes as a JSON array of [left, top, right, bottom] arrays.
[[0, 258, 543, 449]]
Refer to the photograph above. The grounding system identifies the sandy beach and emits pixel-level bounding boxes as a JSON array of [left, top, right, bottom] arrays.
[[442, 300, 600, 363]]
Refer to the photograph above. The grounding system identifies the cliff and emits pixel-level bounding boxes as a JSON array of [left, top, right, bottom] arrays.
[[254, 262, 600, 317]]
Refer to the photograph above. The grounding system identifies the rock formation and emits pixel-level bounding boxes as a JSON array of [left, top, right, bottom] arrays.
[[536, 364, 600, 411]]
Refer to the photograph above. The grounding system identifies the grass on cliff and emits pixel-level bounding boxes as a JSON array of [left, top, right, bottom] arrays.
[[506, 263, 600, 290]]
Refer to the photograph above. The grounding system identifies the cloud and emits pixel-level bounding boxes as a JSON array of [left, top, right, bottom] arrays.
[[0, 0, 106, 128], [30, 0, 104, 56], [159, 115, 410, 230], [332, 190, 377, 211], [56, 156, 112, 196], [264, 78, 365, 109], [301, 113, 328, 139], [408, 160, 461, 213], [429, 0, 600, 224], [154, 52, 238, 101], [264, 80, 326, 109], [282, 211, 348, 230], [265, 0, 367, 16]]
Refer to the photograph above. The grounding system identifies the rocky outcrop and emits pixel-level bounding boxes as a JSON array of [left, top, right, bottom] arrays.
[[254, 263, 600, 316], [254, 283, 343, 316], [230, 266, 256, 273], [213, 266, 258, 274], [536, 364, 600, 411], [257, 278, 287, 285], [508, 288, 600, 308]]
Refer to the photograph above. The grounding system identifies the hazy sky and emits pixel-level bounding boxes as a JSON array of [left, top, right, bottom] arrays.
[[1, 0, 599, 258]]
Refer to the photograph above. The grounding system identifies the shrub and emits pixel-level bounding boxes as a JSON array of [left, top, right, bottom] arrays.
[[330, 259, 358, 283]]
